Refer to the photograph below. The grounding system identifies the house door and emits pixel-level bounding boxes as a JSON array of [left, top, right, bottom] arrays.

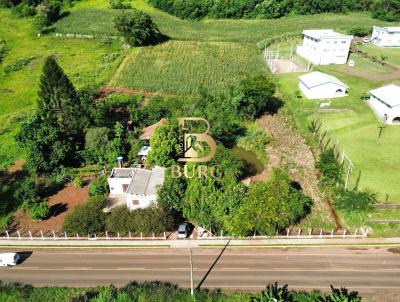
[[122, 184, 129, 193]]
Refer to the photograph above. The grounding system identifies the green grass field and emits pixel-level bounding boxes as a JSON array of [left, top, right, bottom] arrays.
[[111, 40, 266, 95], [0, 9, 123, 168], [359, 43, 400, 68], [53, 0, 396, 43]]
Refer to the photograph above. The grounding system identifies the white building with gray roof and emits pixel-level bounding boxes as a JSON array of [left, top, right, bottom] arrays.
[[372, 26, 400, 47], [108, 166, 165, 210], [298, 71, 348, 99]]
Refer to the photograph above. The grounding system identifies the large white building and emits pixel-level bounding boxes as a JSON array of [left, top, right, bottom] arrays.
[[298, 71, 348, 99], [108, 166, 165, 210], [368, 84, 400, 125], [297, 29, 353, 65], [371, 26, 400, 47]]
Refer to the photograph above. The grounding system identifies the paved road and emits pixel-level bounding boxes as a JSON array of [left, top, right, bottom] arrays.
[[0, 246, 399, 301]]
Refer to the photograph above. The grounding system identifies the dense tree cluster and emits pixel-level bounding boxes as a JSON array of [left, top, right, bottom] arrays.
[[148, 0, 398, 21]]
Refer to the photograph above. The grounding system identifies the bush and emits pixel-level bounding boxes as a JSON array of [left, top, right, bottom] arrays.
[[334, 188, 376, 212], [73, 176, 83, 188], [106, 205, 176, 235], [3, 57, 35, 74], [88, 176, 108, 197], [348, 26, 372, 37], [114, 9, 160, 46], [64, 198, 107, 234], [29, 201, 50, 221], [316, 148, 343, 186], [11, 2, 36, 17], [109, 0, 130, 9]]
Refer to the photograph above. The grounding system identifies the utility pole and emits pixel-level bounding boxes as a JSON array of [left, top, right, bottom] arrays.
[[189, 248, 194, 296], [377, 114, 388, 143]]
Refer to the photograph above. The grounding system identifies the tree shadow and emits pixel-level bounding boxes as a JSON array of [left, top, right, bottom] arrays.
[[49, 202, 68, 218], [196, 240, 230, 290], [264, 96, 284, 115]]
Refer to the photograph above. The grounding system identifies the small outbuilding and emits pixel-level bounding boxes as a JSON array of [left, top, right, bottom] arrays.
[[372, 26, 400, 47], [368, 84, 400, 125], [298, 71, 348, 100]]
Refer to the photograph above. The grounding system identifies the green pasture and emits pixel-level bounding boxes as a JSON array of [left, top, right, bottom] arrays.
[[110, 40, 266, 95], [0, 9, 123, 167], [359, 43, 400, 68], [278, 66, 400, 203]]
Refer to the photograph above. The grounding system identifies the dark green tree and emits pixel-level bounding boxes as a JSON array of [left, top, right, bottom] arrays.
[[114, 9, 160, 46]]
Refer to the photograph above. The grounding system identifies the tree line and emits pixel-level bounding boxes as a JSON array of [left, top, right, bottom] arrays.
[[148, 0, 399, 21]]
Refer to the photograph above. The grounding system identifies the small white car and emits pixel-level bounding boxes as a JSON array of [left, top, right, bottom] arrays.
[[0, 253, 20, 267]]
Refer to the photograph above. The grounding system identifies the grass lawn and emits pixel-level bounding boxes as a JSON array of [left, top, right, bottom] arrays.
[[359, 43, 400, 68], [110, 40, 266, 95], [279, 67, 400, 204], [0, 9, 123, 168]]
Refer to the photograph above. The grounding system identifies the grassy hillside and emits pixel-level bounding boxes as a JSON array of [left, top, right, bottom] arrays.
[[111, 41, 265, 95], [0, 9, 123, 168], [53, 0, 396, 43]]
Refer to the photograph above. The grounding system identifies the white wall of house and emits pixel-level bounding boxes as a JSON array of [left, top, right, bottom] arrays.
[[372, 26, 400, 47], [125, 194, 157, 210], [297, 30, 353, 65], [108, 178, 131, 195], [368, 95, 400, 124], [299, 82, 347, 99]]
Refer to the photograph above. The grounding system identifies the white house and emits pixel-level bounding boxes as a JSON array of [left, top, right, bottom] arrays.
[[297, 29, 353, 65], [108, 166, 165, 210], [298, 71, 348, 99], [368, 84, 400, 125], [371, 26, 400, 47]]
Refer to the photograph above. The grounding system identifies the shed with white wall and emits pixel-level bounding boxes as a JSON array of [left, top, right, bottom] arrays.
[[299, 71, 348, 99]]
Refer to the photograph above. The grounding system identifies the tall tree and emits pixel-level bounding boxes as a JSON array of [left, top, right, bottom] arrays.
[[37, 56, 81, 135]]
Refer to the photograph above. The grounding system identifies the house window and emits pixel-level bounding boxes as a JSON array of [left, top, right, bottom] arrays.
[[132, 200, 139, 205], [122, 184, 129, 192]]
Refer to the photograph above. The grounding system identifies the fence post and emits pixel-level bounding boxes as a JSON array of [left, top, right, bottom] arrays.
[[106, 231, 108, 240], [129, 231, 131, 239], [286, 229, 290, 238], [29, 230, 33, 240], [297, 229, 301, 238], [343, 229, 347, 237], [64, 232, 68, 240], [164, 232, 166, 240], [117, 232, 120, 240], [331, 229, 334, 238], [364, 228, 369, 237], [152, 233, 155, 240], [253, 230, 256, 239], [353, 228, 358, 237], [319, 229, 323, 239], [140, 232, 143, 240], [76, 233, 79, 240], [308, 229, 312, 238], [40, 230, 44, 240], [52, 230, 56, 240], [6, 230, 9, 239], [17, 231, 21, 240]]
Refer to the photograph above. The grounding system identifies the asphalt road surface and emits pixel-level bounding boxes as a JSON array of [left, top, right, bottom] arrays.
[[0, 246, 399, 301]]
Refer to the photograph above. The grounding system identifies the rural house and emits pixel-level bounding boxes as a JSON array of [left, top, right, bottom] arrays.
[[368, 84, 400, 125], [108, 166, 165, 210], [298, 71, 348, 99], [296, 29, 353, 65], [372, 26, 400, 47]]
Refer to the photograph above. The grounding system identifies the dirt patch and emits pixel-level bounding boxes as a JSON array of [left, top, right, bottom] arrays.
[[8, 184, 89, 236], [333, 63, 400, 82], [98, 86, 175, 103], [387, 248, 400, 254]]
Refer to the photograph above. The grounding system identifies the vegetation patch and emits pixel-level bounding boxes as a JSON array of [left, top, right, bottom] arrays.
[[111, 40, 265, 96]]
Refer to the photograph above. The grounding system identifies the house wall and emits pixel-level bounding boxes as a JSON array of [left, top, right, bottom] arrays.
[[368, 95, 400, 124], [125, 194, 157, 210], [108, 178, 132, 195], [297, 35, 352, 65], [299, 82, 347, 99], [372, 28, 400, 47]]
